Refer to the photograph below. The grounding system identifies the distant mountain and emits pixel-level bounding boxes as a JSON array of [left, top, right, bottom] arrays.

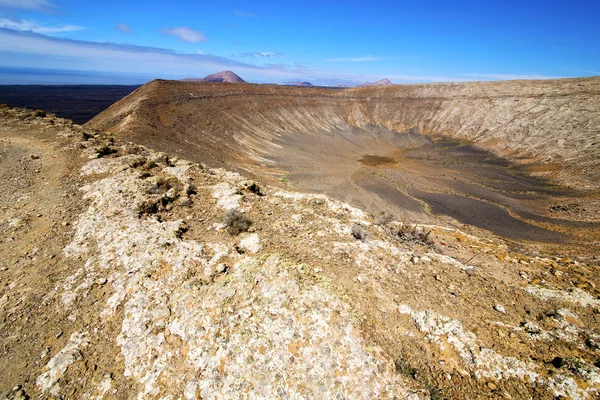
[[182, 70, 246, 83], [281, 81, 314, 87], [357, 78, 393, 87]]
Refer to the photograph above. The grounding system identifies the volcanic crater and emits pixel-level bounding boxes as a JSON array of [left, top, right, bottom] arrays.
[[2, 76, 600, 399], [87, 77, 600, 250]]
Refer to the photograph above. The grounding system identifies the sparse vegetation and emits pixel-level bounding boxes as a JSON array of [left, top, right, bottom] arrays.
[[146, 176, 181, 195], [174, 223, 188, 239], [375, 211, 394, 226], [33, 109, 47, 118], [223, 209, 252, 235], [96, 145, 117, 158], [394, 359, 417, 378], [247, 182, 265, 196], [128, 156, 147, 168], [390, 222, 433, 246], [137, 199, 158, 216], [394, 359, 442, 399], [377, 215, 434, 246], [143, 160, 157, 170], [81, 131, 94, 141], [128, 154, 158, 170]]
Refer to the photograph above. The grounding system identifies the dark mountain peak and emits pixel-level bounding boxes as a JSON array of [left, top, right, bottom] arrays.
[[182, 71, 246, 83]]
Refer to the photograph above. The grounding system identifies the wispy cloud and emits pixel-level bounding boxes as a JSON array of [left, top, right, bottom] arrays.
[[0, 18, 84, 34], [115, 23, 132, 34], [158, 26, 206, 43], [0, 28, 367, 85], [325, 56, 389, 62], [2, 28, 553, 86], [0, 28, 292, 79], [234, 10, 256, 17], [240, 52, 284, 58], [461, 73, 560, 80], [554, 65, 600, 76], [0, 0, 56, 13]]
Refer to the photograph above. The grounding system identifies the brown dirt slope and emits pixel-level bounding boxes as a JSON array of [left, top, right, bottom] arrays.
[[2, 106, 600, 399]]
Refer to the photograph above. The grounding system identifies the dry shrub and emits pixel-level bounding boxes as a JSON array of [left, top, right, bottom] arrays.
[[223, 209, 252, 235]]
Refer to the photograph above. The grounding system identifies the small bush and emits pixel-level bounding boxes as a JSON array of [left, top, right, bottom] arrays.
[[223, 209, 252, 235], [143, 160, 157, 170], [128, 156, 147, 168], [96, 145, 117, 158], [394, 359, 417, 378], [351, 224, 367, 241], [33, 109, 46, 118], [375, 211, 394, 226], [247, 182, 265, 196], [389, 222, 433, 246], [138, 199, 158, 216], [146, 177, 180, 195]]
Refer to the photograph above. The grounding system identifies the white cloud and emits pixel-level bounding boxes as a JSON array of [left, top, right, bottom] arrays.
[[158, 26, 206, 43], [115, 23, 132, 34], [0, 28, 294, 81], [326, 56, 387, 62], [0, 18, 84, 34], [241, 52, 284, 58], [234, 10, 256, 17], [0, 0, 56, 12], [0, 29, 373, 85]]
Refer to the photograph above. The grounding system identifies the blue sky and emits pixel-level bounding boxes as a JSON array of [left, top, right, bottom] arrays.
[[0, 0, 599, 85]]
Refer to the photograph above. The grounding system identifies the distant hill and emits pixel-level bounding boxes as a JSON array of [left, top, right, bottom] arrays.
[[357, 78, 393, 87], [281, 81, 314, 87], [182, 70, 246, 83]]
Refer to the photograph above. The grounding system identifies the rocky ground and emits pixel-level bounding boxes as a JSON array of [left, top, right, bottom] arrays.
[[1, 106, 600, 399]]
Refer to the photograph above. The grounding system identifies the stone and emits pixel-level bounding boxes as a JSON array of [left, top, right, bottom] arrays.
[[152, 307, 171, 322], [494, 304, 506, 314], [178, 196, 193, 206], [215, 263, 228, 274], [551, 268, 563, 277], [237, 233, 261, 254], [487, 382, 497, 390], [519, 271, 529, 280]]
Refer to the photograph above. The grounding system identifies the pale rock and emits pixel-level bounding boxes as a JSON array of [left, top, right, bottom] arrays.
[[494, 304, 506, 314], [237, 233, 261, 254]]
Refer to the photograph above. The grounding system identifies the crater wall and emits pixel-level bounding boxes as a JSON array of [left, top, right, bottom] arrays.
[[87, 77, 600, 189]]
